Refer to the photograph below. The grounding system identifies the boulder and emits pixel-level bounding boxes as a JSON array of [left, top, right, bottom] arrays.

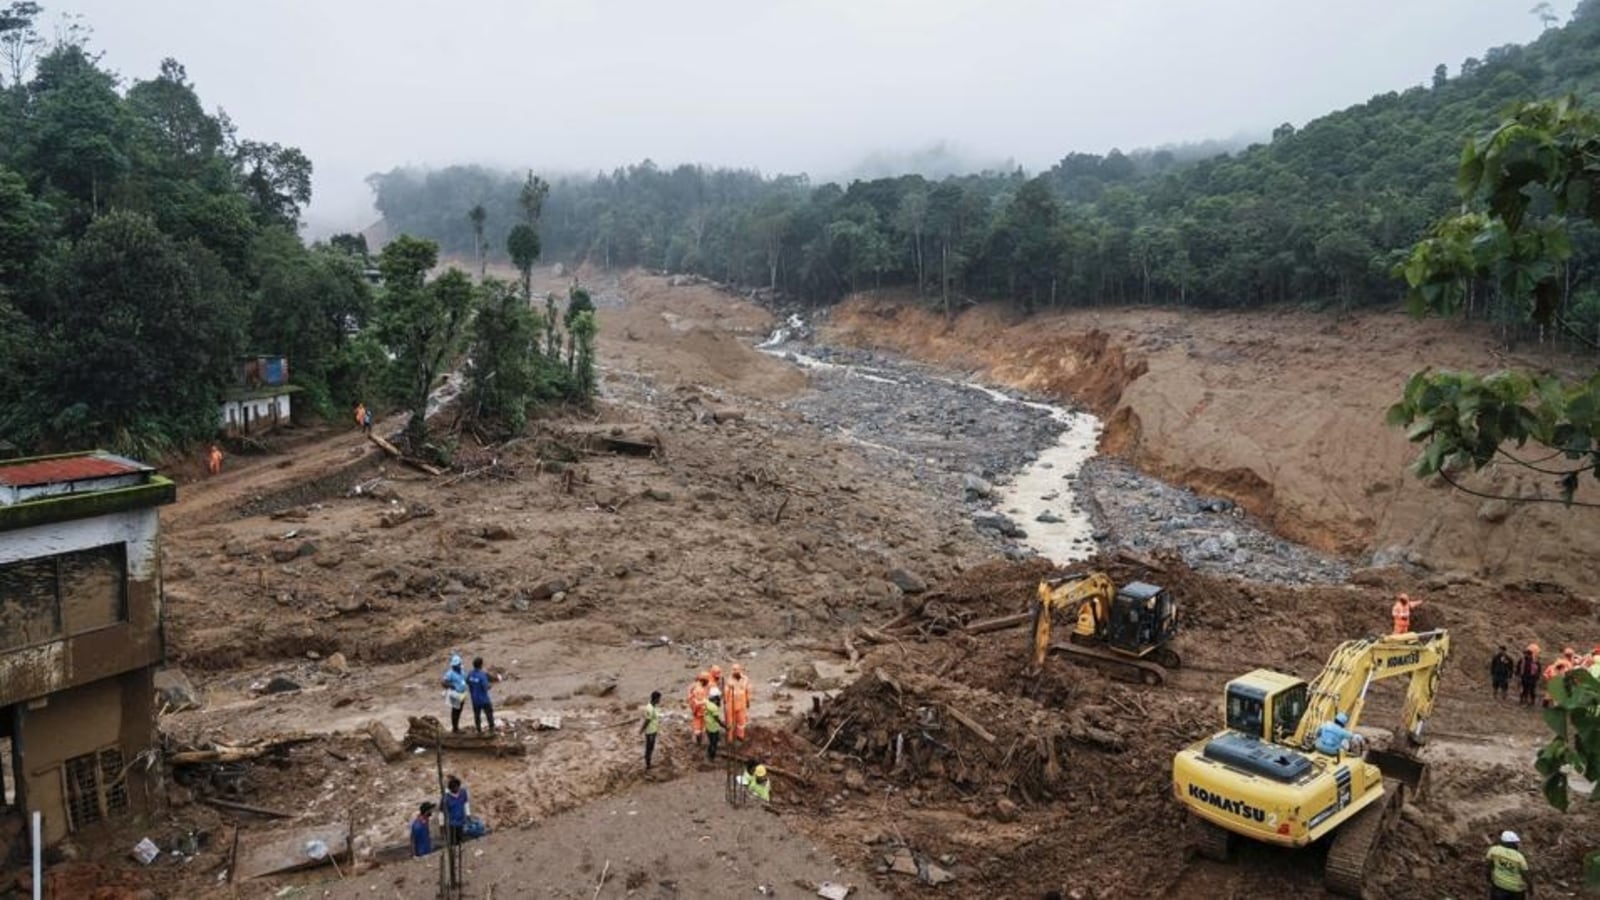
[[1477, 499, 1511, 524], [480, 524, 516, 541], [962, 474, 996, 500], [528, 578, 570, 601], [886, 568, 927, 594], [323, 652, 349, 676], [262, 676, 301, 695], [154, 668, 203, 712]]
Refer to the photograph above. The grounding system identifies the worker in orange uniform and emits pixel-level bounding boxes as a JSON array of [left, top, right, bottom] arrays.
[[1390, 592, 1422, 635], [207, 444, 223, 475], [1516, 644, 1542, 706], [687, 672, 710, 745], [354, 402, 367, 431], [726, 663, 753, 742]]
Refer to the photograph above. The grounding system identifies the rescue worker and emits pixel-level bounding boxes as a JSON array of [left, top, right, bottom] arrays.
[[1516, 644, 1542, 707], [354, 402, 367, 431], [207, 444, 223, 475], [466, 656, 497, 735], [1485, 829, 1531, 899], [1313, 711, 1353, 757], [749, 764, 771, 803], [442, 776, 470, 847], [687, 672, 710, 745], [1391, 592, 1422, 635], [640, 690, 661, 770], [1588, 644, 1600, 679], [726, 662, 752, 742], [441, 654, 468, 733], [1491, 645, 1515, 701], [708, 664, 724, 704], [704, 693, 724, 761], [410, 801, 435, 857]]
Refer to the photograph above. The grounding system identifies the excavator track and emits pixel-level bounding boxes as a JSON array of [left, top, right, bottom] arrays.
[[1324, 778, 1403, 897], [1194, 819, 1233, 862], [1051, 641, 1169, 685]]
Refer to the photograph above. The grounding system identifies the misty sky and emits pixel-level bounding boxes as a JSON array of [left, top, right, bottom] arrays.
[[58, 0, 1569, 233]]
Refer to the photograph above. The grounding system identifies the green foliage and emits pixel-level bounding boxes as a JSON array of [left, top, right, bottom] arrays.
[[466, 279, 546, 432], [1393, 96, 1600, 506], [569, 309, 598, 400], [507, 223, 540, 294], [36, 211, 243, 455], [372, 236, 473, 444], [0, 27, 344, 458], [1536, 669, 1600, 812]]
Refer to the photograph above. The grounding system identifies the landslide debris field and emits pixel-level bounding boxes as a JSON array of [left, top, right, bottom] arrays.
[[19, 270, 1598, 899]]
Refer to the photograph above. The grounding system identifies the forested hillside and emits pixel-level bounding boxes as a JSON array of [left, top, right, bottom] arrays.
[[372, 2, 1600, 333], [0, 5, 596, 458], [0, 8, 372, 456]]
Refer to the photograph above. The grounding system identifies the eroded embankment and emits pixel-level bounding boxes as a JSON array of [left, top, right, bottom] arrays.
[[823, 293, 1600, 587]]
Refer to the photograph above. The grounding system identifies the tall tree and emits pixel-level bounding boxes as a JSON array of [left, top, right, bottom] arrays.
[[507, 223, 540, 298], [0, 1, 41, 87], [373, 235, 473, 444], [468, 203, 487, 279]]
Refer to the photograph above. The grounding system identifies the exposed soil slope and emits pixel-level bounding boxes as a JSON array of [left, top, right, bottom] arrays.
[[826, 295, 1600, 589]]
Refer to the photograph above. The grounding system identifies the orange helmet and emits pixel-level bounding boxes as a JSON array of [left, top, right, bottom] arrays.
[[710, 665, 722, 679]]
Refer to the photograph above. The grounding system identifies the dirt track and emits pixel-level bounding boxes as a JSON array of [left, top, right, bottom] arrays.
[[14, 269, 1599, 899]]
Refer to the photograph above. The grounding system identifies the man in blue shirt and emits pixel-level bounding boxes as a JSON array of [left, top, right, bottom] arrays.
[[443, 776, 470, 847], [410, 802, 435, 857], [1314, 712, 1353, 757], [467, 657, 497, 735]]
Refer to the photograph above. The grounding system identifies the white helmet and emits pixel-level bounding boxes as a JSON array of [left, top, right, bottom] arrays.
[[1500, 830, 1520, 844]]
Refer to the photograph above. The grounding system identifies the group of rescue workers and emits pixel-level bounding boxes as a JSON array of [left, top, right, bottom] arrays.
[[634, 662, 772, 801], [1494, 641, 1600, 709]]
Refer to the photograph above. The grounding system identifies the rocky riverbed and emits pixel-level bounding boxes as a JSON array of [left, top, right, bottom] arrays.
[[764, 337, 1349, 585]]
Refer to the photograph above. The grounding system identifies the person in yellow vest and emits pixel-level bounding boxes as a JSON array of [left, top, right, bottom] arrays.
[[1391, 592, 1422, 634], [749, 764, 771, 803], [1587, 644, 1600, 679], [640, 690, 661, 771], [1485, 829, 1531, 899], [703, 694, 724, 761], [726, 663, 753, 742]]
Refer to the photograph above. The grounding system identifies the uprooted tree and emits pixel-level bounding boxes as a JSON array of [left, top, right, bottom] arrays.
[[1390, 96, 1600, 873]]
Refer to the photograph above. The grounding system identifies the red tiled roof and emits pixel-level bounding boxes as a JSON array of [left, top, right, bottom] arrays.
[[0, 454, 146, 488]]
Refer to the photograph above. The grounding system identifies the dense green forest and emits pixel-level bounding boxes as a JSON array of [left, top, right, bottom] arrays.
[[0, 4, 588, 458], [371, 1, 1600, 337]]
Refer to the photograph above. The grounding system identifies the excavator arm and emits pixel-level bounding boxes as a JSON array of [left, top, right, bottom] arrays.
[[1031, 573, 1116, 668], [1288, 629, 1451, 749]]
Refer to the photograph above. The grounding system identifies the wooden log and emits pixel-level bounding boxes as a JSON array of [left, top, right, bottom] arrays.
[[366, 721, 404, 763], [169, 734, 317, 766], [944, 704, 997, 745], [404, 716, 526, 756], [963, 612, 1032, 635], [201, 797, 295, 819], [367, 433, 404, 458]]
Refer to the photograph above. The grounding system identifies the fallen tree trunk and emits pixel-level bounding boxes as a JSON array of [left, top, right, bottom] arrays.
[[962, 612, 1031, 635], [404, 716, 526, 756], [367, 433, 444, 476], [366, 721, 404, 763], [201, 798, 295, 819], [168, 734, 317, 766]]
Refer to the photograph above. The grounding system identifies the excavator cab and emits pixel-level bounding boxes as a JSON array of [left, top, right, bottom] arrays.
[[1223, 671, 1310, 743], [1105, 581, 1179, 655]]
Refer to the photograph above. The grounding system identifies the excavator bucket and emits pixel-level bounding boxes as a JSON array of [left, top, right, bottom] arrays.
[[1366, 748, 1427, 796]]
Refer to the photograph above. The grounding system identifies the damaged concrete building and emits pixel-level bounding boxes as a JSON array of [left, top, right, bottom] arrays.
[[0, 451, 175, 850]]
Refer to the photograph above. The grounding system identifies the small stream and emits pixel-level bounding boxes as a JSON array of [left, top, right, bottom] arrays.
[[760, 319, 1349, 584]]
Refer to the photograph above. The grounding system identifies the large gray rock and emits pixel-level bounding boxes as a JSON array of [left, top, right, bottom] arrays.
[[154, 668, 202, 711], [962, 474, 996, 500], [886, 567, 927, 594]]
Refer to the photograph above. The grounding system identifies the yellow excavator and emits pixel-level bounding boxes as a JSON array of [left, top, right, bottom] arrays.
[[1170, 628, 1451, 896], [1030, 572, 1181, 684]]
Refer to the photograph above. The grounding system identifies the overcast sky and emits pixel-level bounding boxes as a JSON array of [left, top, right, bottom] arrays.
[[57, 0, 1569, 233]]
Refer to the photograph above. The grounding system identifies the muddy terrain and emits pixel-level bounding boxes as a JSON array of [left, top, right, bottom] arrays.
[[11, 269, 1598, 899]]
